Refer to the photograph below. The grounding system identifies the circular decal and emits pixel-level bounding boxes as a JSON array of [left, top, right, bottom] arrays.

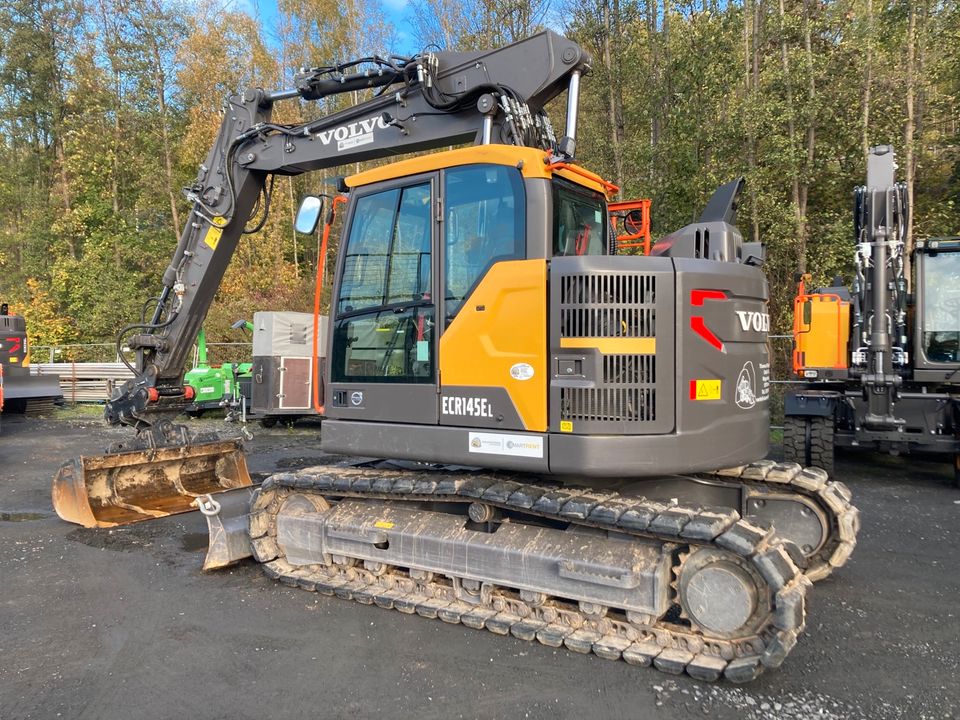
[[510, 363, 535, 381], [350, 391, 364, 406]]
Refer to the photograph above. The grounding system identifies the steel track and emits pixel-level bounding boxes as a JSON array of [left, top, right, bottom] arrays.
[[248, 464, 820, 682]]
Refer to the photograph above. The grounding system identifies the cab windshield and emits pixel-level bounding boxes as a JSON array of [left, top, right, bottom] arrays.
[[921, 250, 960, 363], [553, 180, 608, 256]]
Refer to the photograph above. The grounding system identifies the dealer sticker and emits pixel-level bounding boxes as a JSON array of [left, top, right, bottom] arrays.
[[468, 432, 544, 459]]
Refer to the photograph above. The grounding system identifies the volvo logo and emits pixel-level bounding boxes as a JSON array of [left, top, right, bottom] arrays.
[[350, 391, 363, 406], [735, 311, 770, 333]]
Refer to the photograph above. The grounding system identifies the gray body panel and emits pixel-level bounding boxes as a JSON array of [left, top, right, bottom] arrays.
[[549, 256, 676, 436], [321, 420, 550, 473], [320, 417, 766, 478], [548, 416, 767, 476], [0, 314, 63, 403]]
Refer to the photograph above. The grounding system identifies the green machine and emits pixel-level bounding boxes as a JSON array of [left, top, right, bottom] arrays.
[[183, 321, 253, 416]]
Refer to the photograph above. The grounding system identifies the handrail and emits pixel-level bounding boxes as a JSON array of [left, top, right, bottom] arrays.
[[313, 195, 349, 415]]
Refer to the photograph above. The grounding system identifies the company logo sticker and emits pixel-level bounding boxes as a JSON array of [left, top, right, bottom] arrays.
[[315, 116, 389, 152], [350, 391, 364, 406], [735, 362, 757, 409], [510, 363, 535, 381]]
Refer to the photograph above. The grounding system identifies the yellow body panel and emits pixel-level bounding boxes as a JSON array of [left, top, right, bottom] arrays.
[[560, 337, 656, 354], [346, 144, 609, 195], [440, 259, 548, 431], [794, 295, 851, 371]]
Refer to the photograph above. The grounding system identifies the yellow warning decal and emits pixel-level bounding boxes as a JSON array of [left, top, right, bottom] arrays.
[[373, 520, 395, 529], [690, 379, 722, 400], [559, 420, 574, 433], [203, 216, 229, 250]]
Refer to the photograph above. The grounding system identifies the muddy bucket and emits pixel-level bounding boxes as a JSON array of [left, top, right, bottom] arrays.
[[52, 439, 252, 527]]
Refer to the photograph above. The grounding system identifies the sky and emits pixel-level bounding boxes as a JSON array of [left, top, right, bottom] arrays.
[[239, 0, 419, 56]]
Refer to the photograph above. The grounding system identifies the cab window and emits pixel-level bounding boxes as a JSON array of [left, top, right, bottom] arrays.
[[921, 251, 960, 363], [553, 180, 608, 256], [337, 184, 432, 315], [332, 182, 435, 384], [443, 165, 525, 322]]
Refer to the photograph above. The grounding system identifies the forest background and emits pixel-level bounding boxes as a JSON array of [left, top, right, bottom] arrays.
[[0, 0, 957, 358]]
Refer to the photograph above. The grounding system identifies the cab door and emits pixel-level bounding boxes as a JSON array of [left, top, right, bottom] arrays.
[[326, 173, 439, 424]]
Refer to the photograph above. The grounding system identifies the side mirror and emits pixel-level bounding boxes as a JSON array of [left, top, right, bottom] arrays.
[[295, 195, 323, 234], [624, 209, 644, 235]]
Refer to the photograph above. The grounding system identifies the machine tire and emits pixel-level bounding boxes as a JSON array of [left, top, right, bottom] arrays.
[[782, 416, 806, 467], [808, 417, 836, 477], [783, 416, 835, 477], [259, 417, 278, 428]]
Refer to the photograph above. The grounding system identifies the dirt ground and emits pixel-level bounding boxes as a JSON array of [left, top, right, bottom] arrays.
[[0, 412, 957, 720]]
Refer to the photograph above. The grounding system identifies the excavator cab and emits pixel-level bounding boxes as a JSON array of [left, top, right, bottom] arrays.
[[310, 145, 771, 477]]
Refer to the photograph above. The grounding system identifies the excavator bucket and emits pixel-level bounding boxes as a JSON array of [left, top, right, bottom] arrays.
[[52, 439, 252, 527]]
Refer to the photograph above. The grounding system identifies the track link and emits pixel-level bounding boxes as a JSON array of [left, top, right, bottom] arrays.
[[249, 467, 813, 683], [707, 460, 860, 582]]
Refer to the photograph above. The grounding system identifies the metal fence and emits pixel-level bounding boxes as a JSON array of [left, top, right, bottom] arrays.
[[33, 362, 134, 403], [33, 341, 253, 365], [30, 341, 254, 404]]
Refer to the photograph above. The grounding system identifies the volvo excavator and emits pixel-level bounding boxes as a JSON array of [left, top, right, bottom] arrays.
[[51, 31, 859, 682], [786, 146, 959, 482]]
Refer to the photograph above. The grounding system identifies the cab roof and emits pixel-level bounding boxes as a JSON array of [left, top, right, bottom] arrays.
[[345, 144, 612, 196]]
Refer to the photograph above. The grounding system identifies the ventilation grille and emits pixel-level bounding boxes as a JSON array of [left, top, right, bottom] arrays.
[[557, 273, 659, 428], [561, 354, 657, 424], [559, 273, 656, 338], [561, 387, 656, 423]]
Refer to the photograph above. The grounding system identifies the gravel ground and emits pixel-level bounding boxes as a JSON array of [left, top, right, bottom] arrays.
[[0, 412, 957, 720]]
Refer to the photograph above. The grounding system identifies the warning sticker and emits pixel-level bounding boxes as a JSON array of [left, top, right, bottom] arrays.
[[204, 216, 229, 250], [690, 379, 722, 401], [559, 420, 574, 433], [373, 520, 394, 529]]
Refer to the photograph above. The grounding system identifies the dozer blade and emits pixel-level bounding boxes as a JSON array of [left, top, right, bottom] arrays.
[[196, 487, 256, 571], [52, 439, 252, 527]]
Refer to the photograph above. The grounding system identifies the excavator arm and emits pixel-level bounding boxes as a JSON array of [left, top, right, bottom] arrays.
[[108, 31, 590, 434]]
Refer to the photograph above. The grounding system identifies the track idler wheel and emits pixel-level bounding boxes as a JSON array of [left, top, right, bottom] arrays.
[[676, 548, 769, 638]]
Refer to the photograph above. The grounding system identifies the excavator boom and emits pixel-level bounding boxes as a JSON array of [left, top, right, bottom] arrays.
[[53, 31, 591, 527]]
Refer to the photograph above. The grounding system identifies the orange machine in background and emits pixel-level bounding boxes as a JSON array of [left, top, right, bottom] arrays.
[[791, 273, 851, 379]]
